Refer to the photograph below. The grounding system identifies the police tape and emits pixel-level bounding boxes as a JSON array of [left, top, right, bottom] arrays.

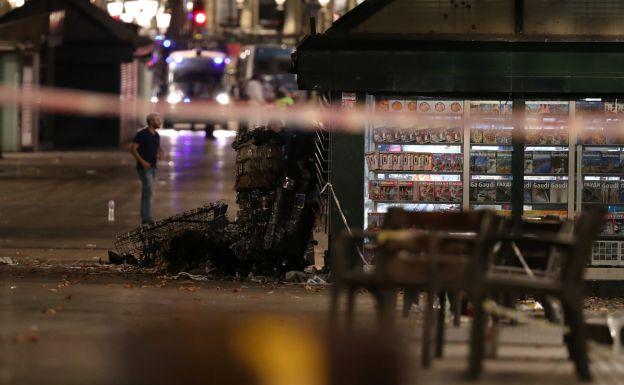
[[0, 84, 618, 134]]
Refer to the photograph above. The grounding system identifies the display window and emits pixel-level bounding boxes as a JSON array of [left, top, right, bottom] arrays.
[[363, 95, 624, 265]]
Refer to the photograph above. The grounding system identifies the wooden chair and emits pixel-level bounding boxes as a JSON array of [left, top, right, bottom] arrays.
[[467, 207, 607, 381], [331, 208, 499, 367], [489, 217, 575, 323]]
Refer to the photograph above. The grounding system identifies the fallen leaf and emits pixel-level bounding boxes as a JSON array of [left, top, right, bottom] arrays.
[[44, 308, 57, 315], [64, 294, 73, 301], [123, 283, 134, 289], [48, 288, 58, 293]]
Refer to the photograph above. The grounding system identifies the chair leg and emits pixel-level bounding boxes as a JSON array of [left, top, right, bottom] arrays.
[[403, 288, 417, 318], [450, 291, 462, 327], [435, 291, 446, 358], [467, 294, 486, 380], [421, 288, 435, 368], [541, 296, 560, 324], [376, 289, 397, 329], [563, 301, 592, 381], [330, 282, 341, 326], [346, 286, 356, 327]]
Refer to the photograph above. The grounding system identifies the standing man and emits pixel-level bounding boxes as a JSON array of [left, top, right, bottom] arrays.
[[130, 113, 164, 225]]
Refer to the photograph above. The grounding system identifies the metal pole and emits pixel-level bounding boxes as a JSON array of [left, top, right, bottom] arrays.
[[511, 99, 526, 226]]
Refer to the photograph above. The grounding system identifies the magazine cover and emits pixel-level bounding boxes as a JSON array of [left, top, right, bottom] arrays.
[[604, 181, 620, 203], [602, 152, 620, 173], [391, 153, 402, 171], [449, 181, 463, 202], [451, 153, 463, 172], [367, 212, 384, 231], [582, 152, 602, 173], [483, 130, 497, 144], [446, 127, 462, 143], [531, 181, 551, 203], [470, 151, 488, 173], [432, 153, 445, 172], [415, 128, 431, 144], [526, 130, 540, 145], [416, 153, 433, 171], [398, 181, 414, 201], [401, 152, 413, 171], [366, 152, 379, 171], [495, 181, 512, 203], [471, 129, 484, 144], [583, 128, 607, 145], [553, 130, 569, 145], [496, 152, 512, 174], [419, 181, 436, 202], [476, 181, 496, 203], [524, 153, 533, 174], [379, 180, 398, 201], [486, 152, 497, 174], [469, 181, 479, 202], [442, 154, 453, 172], [582, 181, 602, 203], [434, 181, 451, 202], [380, 152, 391, 170], [369, 180, 381, 200], [550, 181, 567, 203], [523, 181, 532, 203], [429, 128, 446, 143], [532, 153, 552, 174], [496, 129, 513, 145], [551, 152, 568, 174]]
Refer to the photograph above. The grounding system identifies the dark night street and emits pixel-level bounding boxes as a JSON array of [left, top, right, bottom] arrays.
[[0, 129, 237, 262]]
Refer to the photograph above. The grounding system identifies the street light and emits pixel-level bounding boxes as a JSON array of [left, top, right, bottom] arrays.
[[141, 0, 159, 18], [7, 0, 24, 7], [156, 12, 171, 31], [107, 1, 124, 17], [124, 1, 142, 19], [274, 0, 286, 11]]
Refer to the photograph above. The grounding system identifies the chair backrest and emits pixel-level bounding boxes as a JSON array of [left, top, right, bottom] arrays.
[[561, 207, 607, 285], [382, 208, 500, 273]]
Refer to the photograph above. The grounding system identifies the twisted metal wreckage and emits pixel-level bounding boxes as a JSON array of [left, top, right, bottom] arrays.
[[113, 122, 321, 278]]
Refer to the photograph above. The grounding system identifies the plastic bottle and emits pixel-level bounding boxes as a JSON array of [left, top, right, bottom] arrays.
[[108, 200, 115, 222]]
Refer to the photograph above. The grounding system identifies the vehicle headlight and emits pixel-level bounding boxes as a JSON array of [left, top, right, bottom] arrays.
[[216, 92, 230, 105], [167, 92, 182, 104]]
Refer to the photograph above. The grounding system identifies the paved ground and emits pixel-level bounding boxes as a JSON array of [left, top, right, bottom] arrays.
[[1, 262, 620, 385], [0, 129, 237, 262], [1, 128, 622, 385]]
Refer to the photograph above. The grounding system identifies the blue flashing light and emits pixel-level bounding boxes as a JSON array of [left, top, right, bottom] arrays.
[[163, 39, 172, 48], [225, 57, 231, 65], [213, 56, 224, 65], [165, 57, 173, 64], [174, 56, 184, 64], [183, 97, 191, 103], [155, 35, 164, 41]]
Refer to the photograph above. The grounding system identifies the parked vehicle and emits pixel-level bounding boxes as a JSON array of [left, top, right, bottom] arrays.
[[233, 44, 298, 101], [156, 49, 231, 135]]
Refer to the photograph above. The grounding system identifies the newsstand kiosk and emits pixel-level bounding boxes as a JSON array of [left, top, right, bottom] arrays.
[[293, 0, 624, 292]]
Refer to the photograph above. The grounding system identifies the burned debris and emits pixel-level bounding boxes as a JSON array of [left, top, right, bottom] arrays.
[[113, 123, 320, 279]]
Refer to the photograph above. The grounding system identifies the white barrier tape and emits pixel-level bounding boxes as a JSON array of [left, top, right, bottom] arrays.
[[319, 183, 369, 266], [0, 84, 621, 135]]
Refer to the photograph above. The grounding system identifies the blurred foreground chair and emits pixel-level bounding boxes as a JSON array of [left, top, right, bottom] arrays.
[[467, 207, 607, 381], [331, 208, 499, 367], [488, 216, 575, 323]]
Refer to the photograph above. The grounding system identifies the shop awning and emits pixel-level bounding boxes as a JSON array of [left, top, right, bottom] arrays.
[[294, 0, 624, 96]]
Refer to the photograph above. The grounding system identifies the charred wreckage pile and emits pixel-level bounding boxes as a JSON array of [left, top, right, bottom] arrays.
[[112, 123, 320, 279]]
